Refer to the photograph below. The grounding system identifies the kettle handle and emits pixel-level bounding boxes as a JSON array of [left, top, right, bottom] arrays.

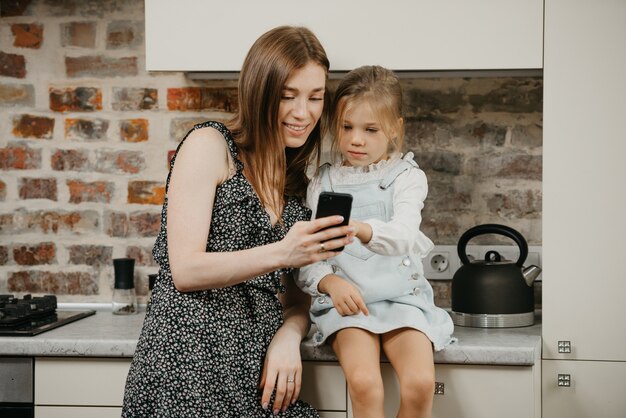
[[457, 224, 528, 267]]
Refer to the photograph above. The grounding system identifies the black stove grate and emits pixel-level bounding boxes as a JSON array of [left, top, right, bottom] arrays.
[[0, 294, 57, 328], [0, 294, 95, 336]]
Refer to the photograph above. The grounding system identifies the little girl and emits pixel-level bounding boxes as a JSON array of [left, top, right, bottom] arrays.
[[297, 66, 455, 418]]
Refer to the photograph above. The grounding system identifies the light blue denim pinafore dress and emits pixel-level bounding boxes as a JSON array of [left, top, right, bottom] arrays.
[[309, 155, 455, 351]]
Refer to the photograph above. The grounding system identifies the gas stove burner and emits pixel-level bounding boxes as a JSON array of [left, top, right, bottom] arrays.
[[0, 294, 95, 337], [0, 294, 58, 327]]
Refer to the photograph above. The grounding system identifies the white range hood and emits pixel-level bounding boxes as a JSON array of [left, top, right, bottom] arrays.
[[145, 0, 544, 76]]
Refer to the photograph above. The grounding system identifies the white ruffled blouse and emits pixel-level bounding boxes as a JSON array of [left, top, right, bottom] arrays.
[[302, 152, 435, 295]]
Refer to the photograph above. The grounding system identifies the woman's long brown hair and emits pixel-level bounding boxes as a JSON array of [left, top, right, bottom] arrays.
[[227, 26, 330, 217]]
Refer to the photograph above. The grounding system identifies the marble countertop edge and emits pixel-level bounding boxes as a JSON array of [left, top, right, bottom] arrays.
[[0, 311, 542, 366]]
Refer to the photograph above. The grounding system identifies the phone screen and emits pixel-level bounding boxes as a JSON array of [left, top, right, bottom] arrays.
[[315, 192, 352, 251]]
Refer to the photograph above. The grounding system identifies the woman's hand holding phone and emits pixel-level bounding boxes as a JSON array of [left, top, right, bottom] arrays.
[[278, 217, 354, 269], [276, 191, 354, 268], [315, 192, 353, 251]]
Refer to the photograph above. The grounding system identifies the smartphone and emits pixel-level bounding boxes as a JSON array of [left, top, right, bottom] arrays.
[[315, 191, 353, 251]]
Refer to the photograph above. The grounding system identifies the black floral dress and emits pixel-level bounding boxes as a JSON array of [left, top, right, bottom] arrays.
[[122, 121, 319, 418]]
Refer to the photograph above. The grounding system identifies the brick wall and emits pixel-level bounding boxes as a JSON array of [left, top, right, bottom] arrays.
[[0, 0, 542, 304]]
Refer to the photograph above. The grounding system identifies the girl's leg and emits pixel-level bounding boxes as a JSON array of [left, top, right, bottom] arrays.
[[331, 328, 385, 418], [381, 328, 435, 418]]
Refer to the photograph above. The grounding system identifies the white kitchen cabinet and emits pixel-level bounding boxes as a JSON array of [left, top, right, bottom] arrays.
[[33, 357, 539, 417], [347, 362, 540, 418], [35, 406, 122, 418], [300, 361, 348, 416], [33, 357, 347, 417], [34, 357, 131, 418], [431, 364, 539, 418], [543, 0, 626, 416], [542, 360, 626, 418], [145, 0, 543, 72]]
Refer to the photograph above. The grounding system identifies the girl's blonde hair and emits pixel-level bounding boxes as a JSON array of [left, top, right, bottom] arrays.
[[330, 65, 404, 162], [227, 26, 330, 215]]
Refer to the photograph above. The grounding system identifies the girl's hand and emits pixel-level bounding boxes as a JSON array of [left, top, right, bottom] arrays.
[[319, 274, 369, 316], [349, 219, 373, 244], [278, 216, 354, 268]]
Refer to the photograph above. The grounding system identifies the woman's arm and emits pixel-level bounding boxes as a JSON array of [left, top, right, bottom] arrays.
[[166, 127, 353, 292], [259, 272, 311, 413]]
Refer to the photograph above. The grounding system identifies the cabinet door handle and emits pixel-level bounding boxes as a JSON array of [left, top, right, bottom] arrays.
[[434, 381, 445, 395]]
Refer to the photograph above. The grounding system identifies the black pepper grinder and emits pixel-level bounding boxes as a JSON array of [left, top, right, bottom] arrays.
[[148, 273, 157, 301], [112, 258, 137, 315]]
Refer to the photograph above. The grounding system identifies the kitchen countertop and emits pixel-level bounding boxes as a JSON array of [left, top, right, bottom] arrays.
[[0, 308, 541, 366]]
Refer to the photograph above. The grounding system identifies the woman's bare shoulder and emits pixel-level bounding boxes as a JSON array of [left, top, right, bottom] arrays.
[[183, 125, 229, 152], [174, 126, 231, 182]]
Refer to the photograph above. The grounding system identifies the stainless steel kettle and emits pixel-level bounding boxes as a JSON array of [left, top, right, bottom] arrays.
[[450, 224, 542, 328]]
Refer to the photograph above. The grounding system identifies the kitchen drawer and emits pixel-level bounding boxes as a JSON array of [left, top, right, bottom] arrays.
[[543, 360, 626, 418], [300, 361, 347, 411], [36, 406, 122, 418], [36, 406, 345, 418], [319, 412, 347, 418], [431, 364, 537, 418], [35, 358, 131, 406], [363, 363, 539, 418], [36, 358, 347, 413]]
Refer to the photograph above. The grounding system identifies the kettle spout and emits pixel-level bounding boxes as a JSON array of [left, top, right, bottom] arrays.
[[522, 265, 542, 286]]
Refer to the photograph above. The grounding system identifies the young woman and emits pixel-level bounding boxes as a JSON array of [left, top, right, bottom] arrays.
[[122, 26, 353, 417], [297, 65, 455, 418]]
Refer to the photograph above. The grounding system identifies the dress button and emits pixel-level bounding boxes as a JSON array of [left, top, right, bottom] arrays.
[[410, 273, 420, 281], [332, 265, 342, 274], [412, 287, 421, 296], [314, 332, 324, 343], [317, 295, 328, 304], [400, 257, 411, 267]]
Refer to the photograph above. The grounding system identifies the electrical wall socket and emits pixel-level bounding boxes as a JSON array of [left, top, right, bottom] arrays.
[[422, 246, 458, 280], [423, 245, 542, 281]]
